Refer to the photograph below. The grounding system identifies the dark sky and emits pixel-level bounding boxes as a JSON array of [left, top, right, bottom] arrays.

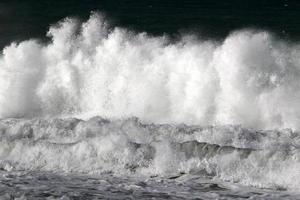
[[0, 0, 299, 48]]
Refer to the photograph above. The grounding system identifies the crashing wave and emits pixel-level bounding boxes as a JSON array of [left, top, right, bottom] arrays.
[[1, 13, 300, 129]]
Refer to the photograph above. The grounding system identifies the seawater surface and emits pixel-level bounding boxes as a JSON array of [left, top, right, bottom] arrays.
[[1, 171, 299, 199]]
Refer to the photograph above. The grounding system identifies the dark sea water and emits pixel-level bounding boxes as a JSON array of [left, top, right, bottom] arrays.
[[1, 1, 300, 199]]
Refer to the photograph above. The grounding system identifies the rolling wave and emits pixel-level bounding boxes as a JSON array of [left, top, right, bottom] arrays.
[[0, 117, 300, 190]]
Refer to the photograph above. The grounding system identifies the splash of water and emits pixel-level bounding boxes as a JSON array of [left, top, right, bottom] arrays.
[[1, 13, 300, 130]]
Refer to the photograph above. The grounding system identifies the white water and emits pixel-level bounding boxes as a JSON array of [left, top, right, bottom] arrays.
[[1, 13, 300, 130], [0, 117, 300, 191], [1, 13, 300, 192]]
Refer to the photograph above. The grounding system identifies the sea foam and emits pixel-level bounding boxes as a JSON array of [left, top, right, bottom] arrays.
[[1, 13, 300, 130], [2, 14, 300, 191], [0, 117, 299, 190]]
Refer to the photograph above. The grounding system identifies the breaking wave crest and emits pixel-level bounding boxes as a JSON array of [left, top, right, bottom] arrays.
[[0, 117, 300, 190], [1, 13, 300, 191], [1, 13, 300, 130]]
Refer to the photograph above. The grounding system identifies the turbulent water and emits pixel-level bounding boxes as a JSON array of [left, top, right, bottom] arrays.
[[1, 117, 300, 199], [2, 13, 300, 199]]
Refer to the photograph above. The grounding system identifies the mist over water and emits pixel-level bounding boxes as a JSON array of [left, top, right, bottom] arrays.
[[1, 13, 300, 130]]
